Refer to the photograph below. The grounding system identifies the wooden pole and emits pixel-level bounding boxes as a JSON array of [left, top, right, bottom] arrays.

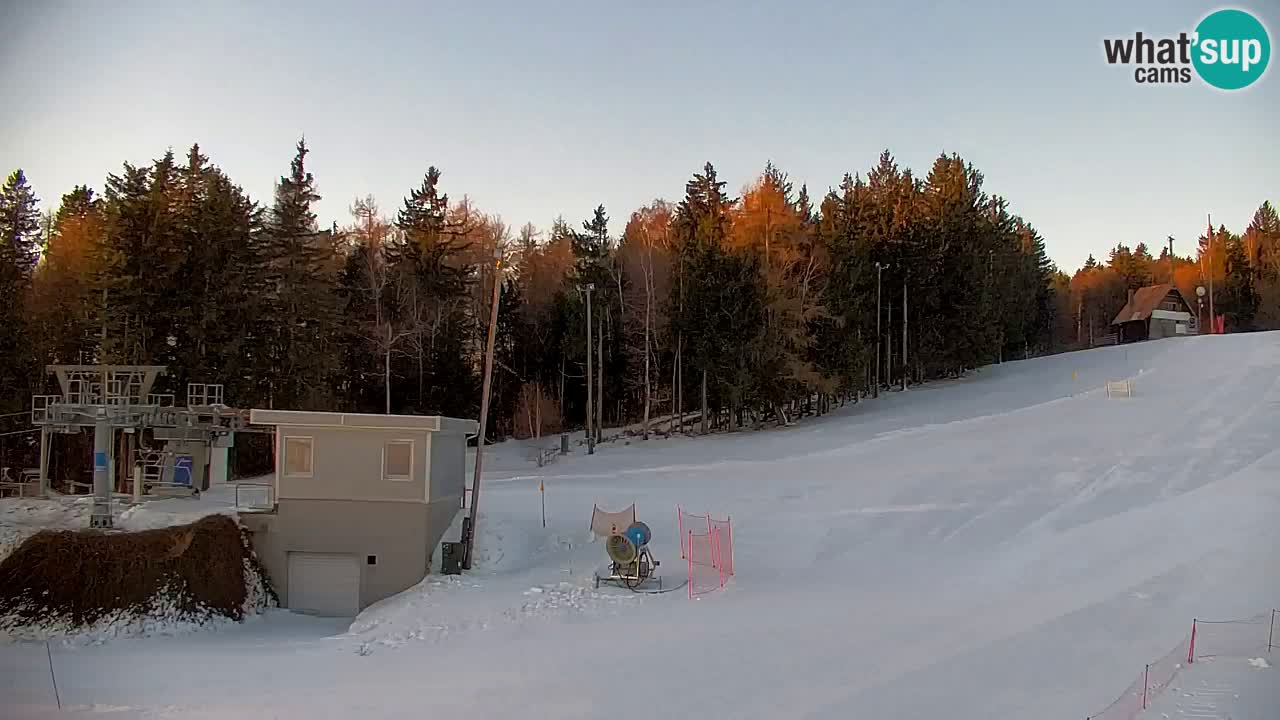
[[584, 285, 594, 454], [1207, 214, 1215, 333], [463, 252, 503, 570], [902, 279, 908, 391], [875, 263, 882, 397]]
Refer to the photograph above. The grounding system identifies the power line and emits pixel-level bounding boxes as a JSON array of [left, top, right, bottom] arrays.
[[0, 428, 39, 437]]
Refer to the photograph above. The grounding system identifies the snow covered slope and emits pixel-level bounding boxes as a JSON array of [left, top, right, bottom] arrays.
[[2, 333, 1278, 720]]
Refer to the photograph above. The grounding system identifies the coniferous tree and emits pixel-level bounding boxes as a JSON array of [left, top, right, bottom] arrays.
[[260, 138, 341, 409], [170, 144, 267, 402], [1248, 201, 1280, 329], [393, 167, 477, 416], [0, 169, 41, 409], [1219, 229, 1258, 331], [31, 186, 104, 368], [95, 152, 186, 372]]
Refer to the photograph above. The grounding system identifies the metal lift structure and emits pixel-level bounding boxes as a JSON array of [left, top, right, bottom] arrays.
[[30, 365, 254, 529]]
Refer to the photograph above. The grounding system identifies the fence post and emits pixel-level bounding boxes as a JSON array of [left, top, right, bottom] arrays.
[[727, 515, 734, 576], [678, 506, 684, 559], [1188, 619, 1196, 664], [687, 530, 694, 600], [1141, 664, 1149, 709], [1269, 609, 1275, 653], [715, 527, 724, 588]]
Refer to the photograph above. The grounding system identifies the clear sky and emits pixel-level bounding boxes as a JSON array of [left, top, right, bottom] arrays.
[[2, 0, 1276, 272]]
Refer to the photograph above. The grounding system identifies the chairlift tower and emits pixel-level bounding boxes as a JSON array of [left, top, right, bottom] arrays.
[[31, 365, 252, 529]]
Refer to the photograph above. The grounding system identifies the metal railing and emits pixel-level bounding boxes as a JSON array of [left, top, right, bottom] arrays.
[[234, 482, 275, 511]]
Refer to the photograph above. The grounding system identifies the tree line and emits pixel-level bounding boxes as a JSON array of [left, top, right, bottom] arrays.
[[2, 142, 1277, 452]]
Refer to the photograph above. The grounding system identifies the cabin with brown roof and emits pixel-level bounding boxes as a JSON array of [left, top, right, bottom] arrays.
[[1110, 284, 1198, 343]]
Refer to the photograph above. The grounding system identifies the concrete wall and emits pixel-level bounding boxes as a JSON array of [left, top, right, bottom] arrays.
[[242, 497, 460, 611], [428, 431, 466, 503], [276, 427, 432, 503]]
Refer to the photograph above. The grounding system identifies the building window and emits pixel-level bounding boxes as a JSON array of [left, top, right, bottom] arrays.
[[283, 436, 313, 477], [383, 440, 413, 481]]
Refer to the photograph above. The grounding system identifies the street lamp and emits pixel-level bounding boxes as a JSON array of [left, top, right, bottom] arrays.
[[1196, 285, 1206, 334]]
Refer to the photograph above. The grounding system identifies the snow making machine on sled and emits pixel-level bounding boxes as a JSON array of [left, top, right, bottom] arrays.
[[590, 504, 662, 590], [596, 521, 662, 590]]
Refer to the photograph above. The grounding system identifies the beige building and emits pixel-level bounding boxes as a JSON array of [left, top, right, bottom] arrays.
[[240, 410, 477, 617]]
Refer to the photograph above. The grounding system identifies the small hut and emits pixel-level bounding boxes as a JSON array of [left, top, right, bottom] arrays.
[[1110, 284, 1197, 343]]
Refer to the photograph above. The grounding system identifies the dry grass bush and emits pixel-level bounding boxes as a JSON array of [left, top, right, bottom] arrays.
[[0, 514, 275, 628]]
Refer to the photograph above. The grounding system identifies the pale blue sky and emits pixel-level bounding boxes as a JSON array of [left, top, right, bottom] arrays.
[[2, 0, 1276, 271]]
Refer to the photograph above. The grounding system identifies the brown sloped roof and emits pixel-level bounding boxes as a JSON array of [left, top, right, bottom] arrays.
[[1110, 283, 1184, 325]]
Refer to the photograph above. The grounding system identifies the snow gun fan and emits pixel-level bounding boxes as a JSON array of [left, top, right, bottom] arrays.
[[596, 521, 662, 590]]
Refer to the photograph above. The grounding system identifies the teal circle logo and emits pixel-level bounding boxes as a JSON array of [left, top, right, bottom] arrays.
[[1192, 9, 1270, 90]]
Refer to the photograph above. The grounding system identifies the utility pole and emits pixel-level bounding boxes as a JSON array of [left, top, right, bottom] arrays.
[[874, 262, 886, 397], [463, 247, 503, 570], [1206, 214, 1216, 334], [902, 277, 908, 392], [580, 283, 595, 454]]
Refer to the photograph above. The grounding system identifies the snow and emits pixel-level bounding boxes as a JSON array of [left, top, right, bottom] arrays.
[[0, 479, 272, 562], [2, 334, 1279, 719], [1138, 655, 1278, 719]]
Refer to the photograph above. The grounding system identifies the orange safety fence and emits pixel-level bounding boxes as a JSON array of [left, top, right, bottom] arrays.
[[1085, 608, 1277, 719], [679, 506, 734, 598]]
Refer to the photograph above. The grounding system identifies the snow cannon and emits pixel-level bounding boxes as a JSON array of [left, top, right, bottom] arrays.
[[597, 521, 661, 590]]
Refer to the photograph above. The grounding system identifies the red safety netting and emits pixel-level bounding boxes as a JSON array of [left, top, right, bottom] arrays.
[[681, 506, 734, 598], [1086, 609, 1278, 720], [1087, 637, 1189, 720], [686, 529, 724, 597], [1190, 613, 1273, 659], [679, 511, 733, 571]]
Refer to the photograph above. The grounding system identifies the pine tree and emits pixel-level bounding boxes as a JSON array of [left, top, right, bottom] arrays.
[[260, 137, 341, 409], [0, 169, 41, 409], [671, 162, 761, 432], [31, 186, 104, 368], [1219, 229, 1258, 331], [170, 144, 267, 403], [94, 152, 186, 371], [1248, 201, 1280, 329], [392, 168, 477, 416]]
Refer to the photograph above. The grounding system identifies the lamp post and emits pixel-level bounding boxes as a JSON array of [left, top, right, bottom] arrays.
[[463, 244, 503, 571], [1196, 285, 1206, 334]]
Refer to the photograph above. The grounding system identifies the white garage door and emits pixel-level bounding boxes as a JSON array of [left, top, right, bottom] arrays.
[[287, 552, 360, 617]]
